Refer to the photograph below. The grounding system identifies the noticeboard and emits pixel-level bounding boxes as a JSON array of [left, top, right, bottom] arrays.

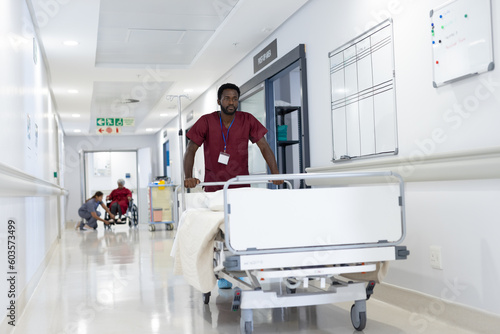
[[430, 0, 494, 87], [329, 19, 398, 161]]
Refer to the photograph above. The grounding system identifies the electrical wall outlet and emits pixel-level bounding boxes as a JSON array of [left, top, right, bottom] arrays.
[[429, 246, 443, 270]]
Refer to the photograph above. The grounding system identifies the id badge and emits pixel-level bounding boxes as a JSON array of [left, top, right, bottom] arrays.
[[218, 152, 230, 165]]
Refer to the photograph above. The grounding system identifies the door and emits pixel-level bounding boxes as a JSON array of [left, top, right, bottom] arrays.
[[239, 85, 267, 176], [138, 148, 152, 225], [240, 45, 310, 189], [268, 61, 304, 188], [163, 140, 170, 179]]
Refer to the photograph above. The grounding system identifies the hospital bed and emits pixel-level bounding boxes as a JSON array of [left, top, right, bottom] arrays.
[[172, 171, 409, 333]]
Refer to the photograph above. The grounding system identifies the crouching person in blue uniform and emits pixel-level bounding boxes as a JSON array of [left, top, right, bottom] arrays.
[[78, 191, 115, 230]]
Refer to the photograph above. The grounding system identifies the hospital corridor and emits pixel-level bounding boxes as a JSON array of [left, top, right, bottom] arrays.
[[2, 224, 480, 334], [1, 0, 500, 333]]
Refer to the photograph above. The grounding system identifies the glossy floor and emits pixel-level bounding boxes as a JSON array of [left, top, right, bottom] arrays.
[[10, 224, 475, 334]]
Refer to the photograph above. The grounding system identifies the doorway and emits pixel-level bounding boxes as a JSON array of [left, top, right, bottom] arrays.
[[239, 84, 267, 176], [163, 140, 170, 180], [240, 45, 310, 188], [269, 61, 303, 179], [82, 151, 138, 218]]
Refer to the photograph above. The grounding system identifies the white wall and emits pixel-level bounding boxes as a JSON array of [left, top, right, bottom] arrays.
[[63, 135, 158, 224], [159, 0, 500, 316], [0, 0, 63, 329]]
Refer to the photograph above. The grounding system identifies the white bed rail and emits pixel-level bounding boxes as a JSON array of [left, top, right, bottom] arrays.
[[173, 179, 293, 226]]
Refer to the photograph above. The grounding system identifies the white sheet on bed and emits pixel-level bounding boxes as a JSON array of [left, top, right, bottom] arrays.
[[171, 188, 267, 293], [172, 208, 225, 293]]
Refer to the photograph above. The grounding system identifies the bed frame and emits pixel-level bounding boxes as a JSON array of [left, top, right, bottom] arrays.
[[178, 171, 409, 333]]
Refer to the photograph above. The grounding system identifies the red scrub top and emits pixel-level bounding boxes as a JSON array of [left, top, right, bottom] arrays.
[[186, 111, 268, 192]]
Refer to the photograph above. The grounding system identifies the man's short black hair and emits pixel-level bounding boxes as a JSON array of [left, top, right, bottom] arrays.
[[217, 83, 240, 100]]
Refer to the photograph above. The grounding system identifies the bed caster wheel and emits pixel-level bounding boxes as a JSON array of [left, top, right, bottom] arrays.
[[350, 303, 367, 331], [203, 292, 211, 304], [286, 278, 299, 294], [240, 309, 253, 334], [149, 224, 156, 232], [240, 320, 253, 334]]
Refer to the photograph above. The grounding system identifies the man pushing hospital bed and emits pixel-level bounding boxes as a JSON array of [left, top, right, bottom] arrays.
[[172, 171, 409, 333]]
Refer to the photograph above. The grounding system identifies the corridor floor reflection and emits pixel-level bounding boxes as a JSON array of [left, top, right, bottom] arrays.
[[8, 224, 477, 334]]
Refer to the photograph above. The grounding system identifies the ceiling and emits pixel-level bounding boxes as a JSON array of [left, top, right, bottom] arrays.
[[27, 0, 309, 136]]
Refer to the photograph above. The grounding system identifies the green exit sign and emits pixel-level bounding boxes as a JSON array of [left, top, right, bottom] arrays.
[[97, 118, 134, 127]]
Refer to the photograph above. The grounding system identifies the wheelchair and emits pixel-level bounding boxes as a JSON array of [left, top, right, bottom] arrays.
[[104, 197, 138, 230]]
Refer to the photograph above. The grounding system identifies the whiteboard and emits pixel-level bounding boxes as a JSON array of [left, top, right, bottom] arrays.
[[430, 0, 494, 87], [329, 19, 398, 161]]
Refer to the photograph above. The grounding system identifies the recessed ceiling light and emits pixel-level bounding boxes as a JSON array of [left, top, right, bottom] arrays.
[[184, 89, 193, 93], [68, 89, 79, 94], [63, 40, 79, 46], [160, 113, 169, 117], [146, 128, 154, 132], [73, 129, 81, 133], [72, 114, 80, 118], [123, 98, 140, 103]]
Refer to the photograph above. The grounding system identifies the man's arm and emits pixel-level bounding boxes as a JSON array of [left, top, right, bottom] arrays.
[[184, 140, 201, 188], [255, 136, 284, 185]]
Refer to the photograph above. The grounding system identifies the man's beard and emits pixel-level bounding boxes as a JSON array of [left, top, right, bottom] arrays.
[[221, 105, 236, 116]]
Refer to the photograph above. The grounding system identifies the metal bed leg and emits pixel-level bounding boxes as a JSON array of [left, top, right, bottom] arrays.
[[240, 309, 253, 334], [202, 291, 211, 305], [245, 270, 262, 290]]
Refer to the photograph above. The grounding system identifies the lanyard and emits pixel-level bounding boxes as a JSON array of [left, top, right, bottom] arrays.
[[219, 115, 235, 152]]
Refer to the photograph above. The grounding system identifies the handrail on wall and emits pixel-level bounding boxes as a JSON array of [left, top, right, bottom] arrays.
[[0, 162, 67, 197], [306, 147, 500, 184]]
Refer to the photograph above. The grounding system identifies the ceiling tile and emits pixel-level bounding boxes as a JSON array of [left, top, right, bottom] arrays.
[[95, 0, 237, 66], [127, 29, 186, 44], [27, 0, 310, 134]]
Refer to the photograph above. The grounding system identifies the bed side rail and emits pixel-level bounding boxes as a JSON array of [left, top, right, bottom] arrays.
[[223, 171, 406, 256], [173, 179, 292, 226]]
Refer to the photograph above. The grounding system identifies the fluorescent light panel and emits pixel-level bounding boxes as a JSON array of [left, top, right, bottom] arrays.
[[63, 40, 79, 46]]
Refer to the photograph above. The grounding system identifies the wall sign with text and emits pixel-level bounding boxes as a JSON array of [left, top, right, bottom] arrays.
[[253, 39, 278, 73]]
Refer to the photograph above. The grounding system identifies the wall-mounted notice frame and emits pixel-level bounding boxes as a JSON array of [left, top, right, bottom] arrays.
[[329, 19, 398, 162], [430, 0, 494, 87]]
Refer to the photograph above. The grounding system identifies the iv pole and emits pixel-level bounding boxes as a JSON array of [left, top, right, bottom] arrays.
[[166, 94, 189, 214]]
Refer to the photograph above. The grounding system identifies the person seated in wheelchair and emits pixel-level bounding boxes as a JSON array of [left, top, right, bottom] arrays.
[[107, 179, 132, 223]]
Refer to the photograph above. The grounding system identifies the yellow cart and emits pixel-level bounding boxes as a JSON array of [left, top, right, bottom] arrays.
[[148, 182, 175, 231]]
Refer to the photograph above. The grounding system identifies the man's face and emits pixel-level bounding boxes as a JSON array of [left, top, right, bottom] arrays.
[[218, 89, 239, 116]]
